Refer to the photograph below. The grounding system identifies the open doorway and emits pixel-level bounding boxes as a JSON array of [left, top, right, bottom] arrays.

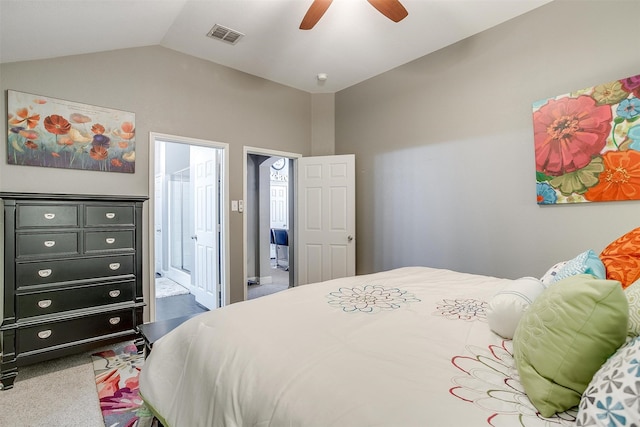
[[244, 151, 356, 296], [150, 133, 229, 321], [245, 149, 299, 300]]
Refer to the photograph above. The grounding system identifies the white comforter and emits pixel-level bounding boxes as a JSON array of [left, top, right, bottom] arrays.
[[139, 267, 577, 427]]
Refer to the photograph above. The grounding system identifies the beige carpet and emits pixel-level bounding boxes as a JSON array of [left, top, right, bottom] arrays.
[[248, 282, 290, 299], [0, 344, 116, 426], [248, 265, 291, 300]]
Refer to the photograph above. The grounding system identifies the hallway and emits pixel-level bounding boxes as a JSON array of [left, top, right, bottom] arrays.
[[248, 264, 290, 300]]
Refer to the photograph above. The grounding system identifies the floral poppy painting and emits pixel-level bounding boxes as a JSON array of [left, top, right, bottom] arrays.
[[534, 74, 640, 204], [7, 90, 135, 173]]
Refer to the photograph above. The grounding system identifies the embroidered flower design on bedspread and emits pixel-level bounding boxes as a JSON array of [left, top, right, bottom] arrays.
[[450, 340, 577, 426], [327, 285, 420, 313], [434, 299, 488, 321]]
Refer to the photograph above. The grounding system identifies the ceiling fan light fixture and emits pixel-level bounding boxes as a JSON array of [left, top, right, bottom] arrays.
[[300, 0, 333, 30], [367, 0, 408, 23], [300, 0, 407, 30]]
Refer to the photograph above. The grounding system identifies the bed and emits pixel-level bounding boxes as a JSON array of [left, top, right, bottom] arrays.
[[139, 262, 640, 427]]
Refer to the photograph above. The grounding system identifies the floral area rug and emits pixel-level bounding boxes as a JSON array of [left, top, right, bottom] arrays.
[[92, 342, 155, 427]]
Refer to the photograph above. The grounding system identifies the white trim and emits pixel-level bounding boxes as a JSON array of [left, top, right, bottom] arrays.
[[243, 146, 302, 301], [149, 132, 230, 321], [244, 146, 302, 159]]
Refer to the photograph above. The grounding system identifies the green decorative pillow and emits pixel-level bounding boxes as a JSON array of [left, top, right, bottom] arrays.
[[625, 279, 640, 337], [512, 274, 628, 418]]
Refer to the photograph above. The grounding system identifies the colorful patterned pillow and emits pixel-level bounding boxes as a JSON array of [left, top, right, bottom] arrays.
[[600, 227, 640, 288], [540, 261, 568, 285], [513, 274, 628, 417], [548, 250, 606, 285], [576, 336, 640, 427], [487, 277, 546, 339], [626, 279, 640, 337]]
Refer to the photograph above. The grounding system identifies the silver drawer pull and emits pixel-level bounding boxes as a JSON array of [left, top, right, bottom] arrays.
[[38, 269, 52, 278], [109, 263, 121, 270], [38, 299, 52, 308], [105, 237, 116, 244], [38, 330, 52, 339], [109, 317, 121, 325], [109, 290, 121, 298], [105, 213, 116, 219], [44, 240, 56, 247], [44, 213, 56, 220]]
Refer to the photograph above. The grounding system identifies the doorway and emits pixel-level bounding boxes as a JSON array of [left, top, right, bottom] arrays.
[[149, 133, 230, 322], [244, 148, 300, 300], [243, 150, 357, 298]]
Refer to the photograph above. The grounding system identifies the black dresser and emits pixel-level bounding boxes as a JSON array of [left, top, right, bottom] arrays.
[[0, 193, 147, 390]]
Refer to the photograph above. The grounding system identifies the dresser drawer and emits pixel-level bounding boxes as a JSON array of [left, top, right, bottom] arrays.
[[16, 255, 135, 287], [17, 309, 134, 354], [17, 281, 135, 319], [85, 230, 134, 253], [85, 205, 134, 226], [16, 204, 79, 228], [16, 232, 80, 258]]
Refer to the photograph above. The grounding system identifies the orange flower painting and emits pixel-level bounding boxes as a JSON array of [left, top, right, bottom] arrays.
[[8, 107, 40, 129], [43, 114, 71, 135], [534, 73, 640, 204], [584, 151, 640, 201], [7, 90, 135, 173]]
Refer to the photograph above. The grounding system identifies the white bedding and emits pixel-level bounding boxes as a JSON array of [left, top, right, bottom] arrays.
[[139, 267, 577, 426]]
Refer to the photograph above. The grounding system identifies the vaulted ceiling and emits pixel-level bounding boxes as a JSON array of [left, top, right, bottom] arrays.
[[0, 0, 552, 93]]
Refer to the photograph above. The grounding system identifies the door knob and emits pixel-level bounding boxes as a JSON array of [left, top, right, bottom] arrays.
[[191, 235, 198, 240], [347, 235, 354, 242]]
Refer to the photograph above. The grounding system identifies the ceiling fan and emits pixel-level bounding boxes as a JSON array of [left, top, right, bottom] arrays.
[[300, 0, 408, 30]]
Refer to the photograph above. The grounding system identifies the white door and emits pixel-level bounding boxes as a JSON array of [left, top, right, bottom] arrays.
[[297, 154, 356, 285], [191, 146, 220, 310], [270, 182, 288, 260], [271, 183, 288, 229]]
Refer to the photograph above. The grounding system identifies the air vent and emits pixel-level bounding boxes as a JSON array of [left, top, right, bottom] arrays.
[[206, 24, 244, 45]]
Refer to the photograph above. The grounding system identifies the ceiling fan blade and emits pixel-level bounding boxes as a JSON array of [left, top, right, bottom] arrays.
[[300, 0, 334, 30], [367, 0, 408, 23]]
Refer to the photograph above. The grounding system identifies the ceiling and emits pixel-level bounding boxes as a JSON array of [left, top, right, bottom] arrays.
[[0, 0, 552, 93]]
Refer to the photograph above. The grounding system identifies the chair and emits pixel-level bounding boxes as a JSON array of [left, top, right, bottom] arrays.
[[271, 228, 289, 270]]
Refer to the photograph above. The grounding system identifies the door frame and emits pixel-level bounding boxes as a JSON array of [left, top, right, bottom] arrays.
[[149, 132, 230, 321], [243, 146, 301, 301]]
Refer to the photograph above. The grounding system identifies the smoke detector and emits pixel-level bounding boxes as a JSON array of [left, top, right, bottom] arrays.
[[206, 24, 244, 45]]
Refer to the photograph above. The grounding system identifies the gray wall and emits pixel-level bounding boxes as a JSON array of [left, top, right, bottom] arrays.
[[311, 93, 335, 155], [336, 0, 640, 279], [0, 45, 312, 310], [3, 0, 640, 312]]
